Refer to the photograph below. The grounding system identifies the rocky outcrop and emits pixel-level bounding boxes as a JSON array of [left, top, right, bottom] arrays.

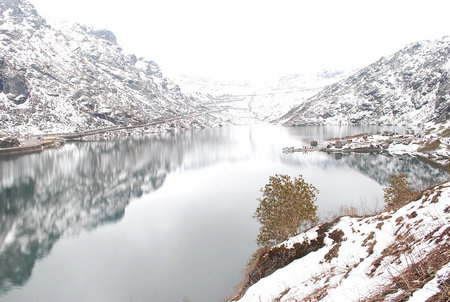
[[0, 72, 29, 104], [282, 37, 450, 127]]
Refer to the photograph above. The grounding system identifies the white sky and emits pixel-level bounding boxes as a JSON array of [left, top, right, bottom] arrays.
[[29, 0, 450, 82]]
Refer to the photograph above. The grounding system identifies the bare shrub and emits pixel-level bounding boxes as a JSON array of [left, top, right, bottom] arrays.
[[338, 205, 359, 217]]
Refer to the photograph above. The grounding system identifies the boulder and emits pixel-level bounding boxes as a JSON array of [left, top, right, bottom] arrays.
[[1, 74, 29, 104]]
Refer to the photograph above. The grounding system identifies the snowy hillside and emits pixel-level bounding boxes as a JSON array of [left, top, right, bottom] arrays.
[[175, 70, 349, 123], [0, 0, 224, 136], [282, 37, 450, 127], [231, 181, 450, 302]]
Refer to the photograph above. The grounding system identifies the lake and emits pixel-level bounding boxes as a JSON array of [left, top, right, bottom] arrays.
[[0, 125, 447, 302]]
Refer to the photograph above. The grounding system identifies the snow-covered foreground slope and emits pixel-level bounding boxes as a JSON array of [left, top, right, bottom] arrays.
[[282, 37, 450, 127], [0, 0, 224, 136], [175, 70, 349, 123], [231, 181, 450, 302]]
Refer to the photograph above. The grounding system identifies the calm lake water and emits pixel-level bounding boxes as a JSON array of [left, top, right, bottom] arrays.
[[0, 125, 447, 302]]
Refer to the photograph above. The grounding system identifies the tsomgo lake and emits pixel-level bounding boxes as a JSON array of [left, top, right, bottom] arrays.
[[0, 125, 447, 302]]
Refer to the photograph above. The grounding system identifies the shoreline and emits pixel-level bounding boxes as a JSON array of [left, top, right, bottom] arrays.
[[283, 123, 450, 171], [0, 138, 65, 156]]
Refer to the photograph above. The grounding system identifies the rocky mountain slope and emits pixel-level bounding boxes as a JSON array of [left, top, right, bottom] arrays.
[[282, 37, 450, 127], [0, 0, 223, 136], [231, 181, 450, 301], [175, 70, 349, 123]]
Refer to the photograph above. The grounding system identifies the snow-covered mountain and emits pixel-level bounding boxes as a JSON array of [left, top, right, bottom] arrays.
[[0, 0, 224, 136], [282, 37, 450, 127], [175, 70, 349, 123]]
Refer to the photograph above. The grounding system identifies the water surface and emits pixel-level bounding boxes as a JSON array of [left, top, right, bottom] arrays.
[[0, 125, 447, 302]]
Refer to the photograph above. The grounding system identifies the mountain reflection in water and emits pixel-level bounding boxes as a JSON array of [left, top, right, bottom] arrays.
[[0, 125, 447, 301]]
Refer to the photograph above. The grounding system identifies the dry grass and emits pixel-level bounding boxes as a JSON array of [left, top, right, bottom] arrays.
[[424, 127, 437, 135], [301, 284, 329, 301], [338, 205, 359, 216], [324, 228, 345, 262], [445, 163, 450, 174], [228, 247, 270, 301], [418, 139, 442, 152], [364, 241, 449, 302], [273, 288, 291, 302], [438, 127, 450, 138], [363, 212, 450, 302]]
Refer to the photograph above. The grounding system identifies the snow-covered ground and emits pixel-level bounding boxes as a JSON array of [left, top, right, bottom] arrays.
[[231, 181, 450, 302]]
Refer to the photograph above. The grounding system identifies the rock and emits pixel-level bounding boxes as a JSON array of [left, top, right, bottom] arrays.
[[0, 137, 20, 148], [1, 74, 29, 104], [90, 29, 117, 43]]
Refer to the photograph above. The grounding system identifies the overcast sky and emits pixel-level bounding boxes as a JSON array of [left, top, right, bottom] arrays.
[[29, 0, 450, 82]]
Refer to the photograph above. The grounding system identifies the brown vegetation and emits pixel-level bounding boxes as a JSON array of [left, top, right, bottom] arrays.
[[418, 139, 442, 152], [324, 228, 345, 262], [230, 222, 335, 301], [364, 240, 449, 302], [438, 127, 450, 138], [384, 174, 418, 210]]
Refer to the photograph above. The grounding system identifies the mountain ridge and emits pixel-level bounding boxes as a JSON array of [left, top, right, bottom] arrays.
[[0, 0, 223, 136], [281, 37, 450, 127]]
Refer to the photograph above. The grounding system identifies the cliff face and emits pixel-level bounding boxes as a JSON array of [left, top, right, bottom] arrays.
[[232, 181, 450, 302], [282, 37, 450, 127], [0, 0, 222, 136]]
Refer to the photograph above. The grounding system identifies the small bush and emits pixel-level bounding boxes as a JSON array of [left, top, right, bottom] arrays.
[[254, 174, 318, 247], [384, 174, 416, 210]]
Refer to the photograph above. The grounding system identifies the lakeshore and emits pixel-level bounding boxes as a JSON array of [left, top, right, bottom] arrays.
[[283, 122, 450, 169], [0, 137, 65, 156]]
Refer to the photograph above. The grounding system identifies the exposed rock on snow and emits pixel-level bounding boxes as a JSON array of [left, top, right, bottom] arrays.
[[282, 37, 450, 127], [0, 0, 225, 136], [231, 181, 450, 302]]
